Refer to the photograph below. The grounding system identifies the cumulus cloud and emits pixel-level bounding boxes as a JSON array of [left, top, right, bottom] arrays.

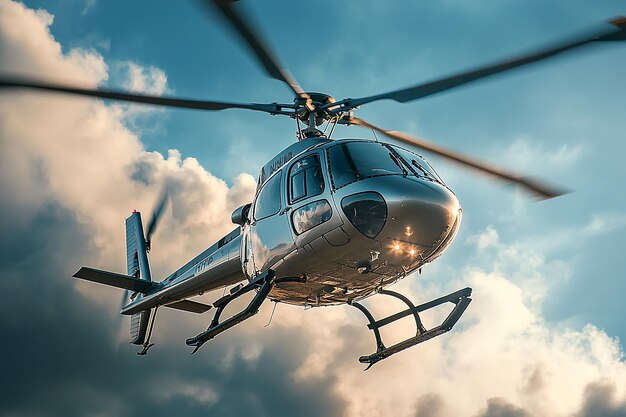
[[527, 211, 626, 254], [467, 224, 500, 250], [0, 0, 255, 283], [471, 380, 626, 417], [108, 60, 170, 122], [0, 1, 107, 84], [476, 398, 533, 417], [499, 137, 584, 171], [574, 381, 626, 417], [158, 380, 220, 406], [415, 394, 446, 417], [119, 61, 168, 95]]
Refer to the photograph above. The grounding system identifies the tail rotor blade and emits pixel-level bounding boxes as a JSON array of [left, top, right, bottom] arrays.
[[145, 187, 170, 252]]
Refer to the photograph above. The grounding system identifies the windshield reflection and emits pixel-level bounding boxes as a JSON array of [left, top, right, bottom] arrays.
[[327, 141, 443, 189]]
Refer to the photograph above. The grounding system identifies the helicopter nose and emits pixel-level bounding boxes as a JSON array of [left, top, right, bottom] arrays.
[[379, 178, 461, 258]]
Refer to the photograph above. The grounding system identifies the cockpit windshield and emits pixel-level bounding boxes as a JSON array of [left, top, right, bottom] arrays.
[[327, 141, 443, 189], [328, 141, 408, 189]]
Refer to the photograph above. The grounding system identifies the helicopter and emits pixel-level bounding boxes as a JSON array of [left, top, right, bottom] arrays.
[[1, 1, 624, 368]]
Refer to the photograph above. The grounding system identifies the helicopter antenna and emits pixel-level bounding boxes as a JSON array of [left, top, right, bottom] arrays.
[[263, 301, 278, 327], [328, 118, 338, 139], [372, 128, 379, 142], [326, 116, 340, 139], [321, 117, 334, 137], [295, 116, 303, 140]]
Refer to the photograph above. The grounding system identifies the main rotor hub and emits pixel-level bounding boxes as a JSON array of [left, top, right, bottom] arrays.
[[295, 92, 336, 126]]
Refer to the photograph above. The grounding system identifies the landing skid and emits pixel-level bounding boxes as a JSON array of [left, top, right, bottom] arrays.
[[186, 270, 304, 353], [351, 287, 472, 369]]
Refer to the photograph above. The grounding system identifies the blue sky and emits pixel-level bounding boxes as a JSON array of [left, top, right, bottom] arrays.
[[2, 0, 626, 416]]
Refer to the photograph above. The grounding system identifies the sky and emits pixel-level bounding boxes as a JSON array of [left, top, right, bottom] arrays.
[[1, 0, 626, 416]]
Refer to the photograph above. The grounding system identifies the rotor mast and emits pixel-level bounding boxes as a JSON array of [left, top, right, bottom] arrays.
[[294, 92, 342, 140]]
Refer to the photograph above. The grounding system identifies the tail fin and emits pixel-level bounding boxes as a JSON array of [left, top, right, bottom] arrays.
[[126, 211, 152, 281], [125, 211, 152, 345]]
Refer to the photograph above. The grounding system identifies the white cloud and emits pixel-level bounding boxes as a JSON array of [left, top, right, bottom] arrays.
[[0, 1, 107, 84], [0, 0, 256, 304], [584, 212, 626, 235], [104, 60, 171, 125], [467, 224, 500, 250], [526, 211, 626, 254], [81, 0, 97, 16], [157, 380, 220, 406], [486, 136, 584, 183], [296, 230, 626, 417], [119, 61, 168, 96]]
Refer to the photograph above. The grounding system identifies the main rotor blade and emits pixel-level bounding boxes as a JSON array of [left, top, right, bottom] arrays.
[[336, 16, 626, 110], [0, 75, 295, 115], [350, 117, 568, 200], [207, 0, 311, 105]]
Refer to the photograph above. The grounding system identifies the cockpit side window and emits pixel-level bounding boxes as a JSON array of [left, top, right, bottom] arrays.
[[254, 172, 282, 220], [288, 154, 324, 204]]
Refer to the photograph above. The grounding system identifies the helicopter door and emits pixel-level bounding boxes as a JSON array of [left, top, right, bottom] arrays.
[[286, 152, 344, 249], [249, 169, 295, 274]]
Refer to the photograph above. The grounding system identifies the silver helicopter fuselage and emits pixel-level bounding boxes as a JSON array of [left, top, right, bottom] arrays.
[[243, 137, 461, 306], [121, 137, 461, 314]]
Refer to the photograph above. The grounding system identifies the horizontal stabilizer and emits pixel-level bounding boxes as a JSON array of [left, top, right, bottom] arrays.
[[73, 266, 154, 293], [164, 300, 213, 314]]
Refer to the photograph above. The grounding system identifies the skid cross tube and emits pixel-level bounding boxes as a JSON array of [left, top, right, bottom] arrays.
[[351, 287, 472, 369], [369, 287, 472, 330]]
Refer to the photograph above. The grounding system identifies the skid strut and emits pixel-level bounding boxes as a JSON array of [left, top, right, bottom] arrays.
[[186, 270, 304, 353], [137, 306, 158, 356], [350, 287, 472, 369]]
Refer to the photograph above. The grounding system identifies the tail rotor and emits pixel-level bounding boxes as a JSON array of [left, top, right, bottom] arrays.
[[145, 186, 170, 253]]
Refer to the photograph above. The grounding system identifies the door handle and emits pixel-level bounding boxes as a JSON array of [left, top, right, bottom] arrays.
[[279, 207, 292, 215]]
